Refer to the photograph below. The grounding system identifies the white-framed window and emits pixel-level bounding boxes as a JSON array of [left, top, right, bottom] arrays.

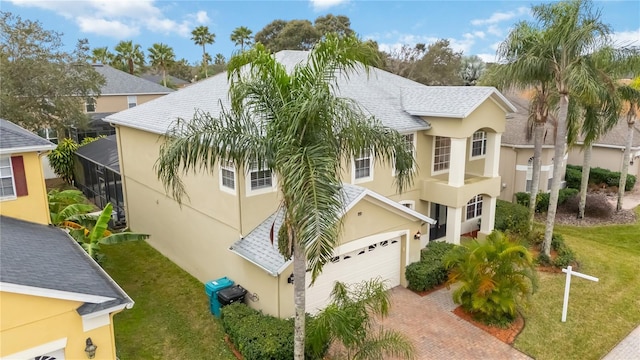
[[433, 136, 451, 173], [470, 131, 487, 158], [37, 128, 58, 144], [0, 157, 16, 199], [466, 195, 483, 220], [219, 160, 236, 194], [399, 200, 415, 210], [249, 161, 273, 191], [85, 97, 96, 113], [127, 96, 137, 108], [525, 157, 534, 192], [353, 149, 373, 182]]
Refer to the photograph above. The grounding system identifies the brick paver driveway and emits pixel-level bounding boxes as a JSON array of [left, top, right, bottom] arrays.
[[378, 286, 532, 359]]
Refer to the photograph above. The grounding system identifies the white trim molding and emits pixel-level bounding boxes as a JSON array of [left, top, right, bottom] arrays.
[[0, 282, 115, 304], [3, 337, 67, 359]]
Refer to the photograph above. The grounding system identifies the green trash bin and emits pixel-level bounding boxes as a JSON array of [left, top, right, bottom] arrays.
[[205, 277, 234, 317]]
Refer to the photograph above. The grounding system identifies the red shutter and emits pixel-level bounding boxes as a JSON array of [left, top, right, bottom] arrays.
[[10, 156, 28, 197]]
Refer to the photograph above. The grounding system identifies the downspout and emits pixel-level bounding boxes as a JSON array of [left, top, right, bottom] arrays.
[[38, 150, 53, 224]]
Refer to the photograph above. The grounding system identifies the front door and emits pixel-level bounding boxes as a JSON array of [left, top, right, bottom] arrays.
[[429, 203, 447, 240]]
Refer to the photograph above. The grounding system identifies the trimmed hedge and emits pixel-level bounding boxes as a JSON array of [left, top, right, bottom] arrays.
[[220, 303, 323, 360], [495, 199, 529, 235], [515, 188, 579, 213], [566, 165, 636, 191], [406, 241, 455, 292]]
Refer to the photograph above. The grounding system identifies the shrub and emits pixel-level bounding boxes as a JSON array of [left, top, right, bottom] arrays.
[[48, 138, 79, 184], [582, 166, 636, 191], [444, 231, 537, 326], [515, 189, 578, 213], [495, 200, 529, 235], [514, 192, 530, 207], [536, 192, 550, 213], [565, 167, 582, 189], [221, 303, 322, 360], [563, 193, 613, 218], [551, 234, 576, 268], [405, 241, 455, 292], [558, 188, 579, 204]]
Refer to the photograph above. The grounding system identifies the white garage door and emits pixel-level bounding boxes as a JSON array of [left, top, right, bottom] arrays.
[[305, 236, 401, 314]]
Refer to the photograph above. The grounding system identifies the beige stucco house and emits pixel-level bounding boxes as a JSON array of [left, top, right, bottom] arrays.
[[105, 50, 515, 317]]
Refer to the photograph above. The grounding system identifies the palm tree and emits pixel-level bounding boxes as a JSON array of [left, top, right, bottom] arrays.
[[91, 46, 112, 64], [191, 25, 215, 78], [459, 55, 485, 86], [616, 84, 640, 211], [495, 0, 632, 256], [213, 53, 225, 65], [308, 279, 416, 360], [444, 231, 537, 326], [155, 34, 415, 359], [230, 26, 253, 51], [148, 43, 176, 87], [114, 40, 145, 75]]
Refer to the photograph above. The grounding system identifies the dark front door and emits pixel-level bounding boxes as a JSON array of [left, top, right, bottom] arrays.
[[429, 203, 447, 240]]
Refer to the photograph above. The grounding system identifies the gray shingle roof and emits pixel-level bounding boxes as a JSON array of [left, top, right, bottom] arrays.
[[105, 50, 433, 134], [0, 118, 56, 153], [229, 184, 433, 276], [93, 64, 174, 95], [0, 215, 133, 315], [400, 86, 516, 118], [76, 135, 120, 172], [141, 73, 190, 86]]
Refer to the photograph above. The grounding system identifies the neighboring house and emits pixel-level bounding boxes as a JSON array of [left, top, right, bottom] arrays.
[[74, 135, 125, 225], [141, 73, 191, 89], [0, 118, 56, 224], [0, 119, 133, 360], [105, 50, 515, 317], [499, 94, 558, 202]]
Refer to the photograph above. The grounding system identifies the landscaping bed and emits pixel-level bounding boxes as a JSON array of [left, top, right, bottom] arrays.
[[453, 306, 524, 344]]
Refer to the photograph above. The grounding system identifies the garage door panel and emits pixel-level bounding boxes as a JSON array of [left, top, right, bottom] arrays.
[[306, 237, 401, 314]]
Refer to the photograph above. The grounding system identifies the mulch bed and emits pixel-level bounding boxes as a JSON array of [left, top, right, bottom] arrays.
[[452, 307, 525, 344]]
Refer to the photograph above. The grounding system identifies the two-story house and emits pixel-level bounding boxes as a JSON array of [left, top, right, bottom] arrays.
[[0, 119, 133, 360], [105, 50, 515, 317]]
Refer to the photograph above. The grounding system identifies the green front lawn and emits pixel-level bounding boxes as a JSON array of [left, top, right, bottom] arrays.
[[101, 241, 236, 360], [514, 208, 640, 360]]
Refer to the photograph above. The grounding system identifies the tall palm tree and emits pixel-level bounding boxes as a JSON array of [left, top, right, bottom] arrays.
[[114, 40, 145, 75], [91, 46, 112, 64], [213, 53, 225, 65], [495, 0, 631, 256], [148, 43, 176, 87], [191, 25, 215, 78], [155, 34, 415, 359], [230, 26, 253, 51], [616, 84, 640, 211]]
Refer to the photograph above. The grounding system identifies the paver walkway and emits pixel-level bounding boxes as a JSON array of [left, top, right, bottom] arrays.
[[378, 286, 532, 360], [602, 325, 640, 360]]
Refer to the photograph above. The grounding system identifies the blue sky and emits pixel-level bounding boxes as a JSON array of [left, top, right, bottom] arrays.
[[4, 0, 639, 64]]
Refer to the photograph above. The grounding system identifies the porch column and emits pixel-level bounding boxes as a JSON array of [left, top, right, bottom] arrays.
[[480, 195, 497, 235], [484, 133, 501, 177], [448, 137, 467, 187], [445, 206, 462, 244]]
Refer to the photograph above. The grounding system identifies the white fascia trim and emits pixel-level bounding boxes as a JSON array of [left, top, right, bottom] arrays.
[[101, 92, 172, 96], [405, 110, 464, 118], [362, 189, 436, 224], [0, 144, 57, 155], [501, 144, 556, 149], [0, 282, 115, 303], [516, 164, 553, 171], [227, 247, 280, 277], [82, 303, 132, 332], [3, 338, 67, 360]]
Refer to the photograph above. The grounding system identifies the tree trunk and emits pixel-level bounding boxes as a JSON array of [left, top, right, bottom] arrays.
[[578, 143, 592, 219], [202, 45, 208, 78], [543, 94, 569, 256], [128, 59, 134, 75], [293, 240, 306, 360], [528, 122, 545, 229], [162, 67, 167, 87], [617, 119, 634, 212]]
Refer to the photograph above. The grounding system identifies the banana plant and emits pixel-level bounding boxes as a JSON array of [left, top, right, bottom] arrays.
[[66, 203, 149, 262], [48, 189, 94, 226]]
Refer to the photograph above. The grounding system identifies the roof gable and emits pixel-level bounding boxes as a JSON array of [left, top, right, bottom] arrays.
[[0, 119, 56, 154], [400, 86, 517, 118], [93, 64, 174, 95], [229, 184, 434, 276]]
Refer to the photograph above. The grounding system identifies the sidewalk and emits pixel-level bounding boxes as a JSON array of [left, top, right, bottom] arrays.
[[602, 325, 640, 360]]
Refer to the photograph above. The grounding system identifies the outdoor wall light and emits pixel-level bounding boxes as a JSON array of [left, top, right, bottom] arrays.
[[287, 273, 294, 284], [413, 231, 421, 240], [85, 338, 97, 359]]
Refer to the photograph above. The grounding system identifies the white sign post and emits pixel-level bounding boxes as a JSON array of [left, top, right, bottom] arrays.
[[561, 265, 599, 322]]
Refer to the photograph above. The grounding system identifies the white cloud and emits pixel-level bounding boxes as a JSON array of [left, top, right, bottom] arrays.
[[486, 25, 503, 37], [77, 17, 140, 38], [471, 7, 528, 26], [310, 0, 348, 11], [611, 29, 640, 47], [8, 0, 202, 39], [476, 53, 499, 63]]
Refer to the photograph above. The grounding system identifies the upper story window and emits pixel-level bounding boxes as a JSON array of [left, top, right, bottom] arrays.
[[466, 195, 483, 220], [0, 157, 16, 199], [220, 160, 236, 193], [354, 149, 373, 182], [127, 96, 137, 108], [249, 161, 273, 190], [526, 157, 534, 192], [85, 97, 96, 113], [36, 128, 58, 144], [433, 136, 451, 173], [471, 131, 487, 158], [399, 200, 415, 210]]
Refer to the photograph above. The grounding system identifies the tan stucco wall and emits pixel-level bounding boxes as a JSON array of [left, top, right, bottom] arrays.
[[1, 292, 117, 359], [0, 151, 51, 224], [423, 99, 507, 138], [498, 146, 555, 201], [568, 145, 640, 179], [93, 94, 165, 113]]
